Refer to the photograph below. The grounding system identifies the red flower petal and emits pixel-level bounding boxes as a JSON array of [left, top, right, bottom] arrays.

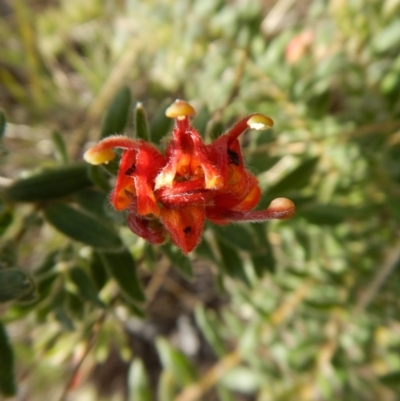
[[160, 205, 205, 254], [127, 213, 167, 245], [111, 149, 137, 210], [155, 120, 222, 190], [110, 141, 165, 214], [133, 143, 165, 216]]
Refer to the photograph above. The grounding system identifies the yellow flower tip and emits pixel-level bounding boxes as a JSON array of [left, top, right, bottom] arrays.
[[247, 114, 274, 130], [83, 147, 116, 165], [269, 197, 295, 219], [165, 99, 195, 120]]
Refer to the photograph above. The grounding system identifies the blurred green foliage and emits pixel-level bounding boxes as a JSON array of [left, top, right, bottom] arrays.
[[1, 0, 400, 400]]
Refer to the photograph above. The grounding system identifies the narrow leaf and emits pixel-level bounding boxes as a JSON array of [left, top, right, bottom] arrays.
[[213, 225, 257, 252], [128, 359, 152, 401], [0, 239, 17, 268], [99, 248, 145, 303], [150, 100, 172, 144], [161, 243, 193, 278], [250, 224, 276, 275], [74, 188, 109, 221], [216, 238, 249, 286], [88, 165, 111, 192], [0, 323, 16, 396], [194, 305, 226, 357], [267, 157, 319, 196], [0, 110, 6, 141], [0, 207, 13, 237], [89, 251, 108, 291], [194, 237, 218, 263], [134, 102, 150, 141], [156, 337, 197, 387], [301, 203, 348, 225], [1, 163, 92, 203], [69, 266, 105, 308], [0, 268, 36, 303], [158, 370, 176, 401], [193, 104, 210, 137], [51, 130, 69, 164], [52, 288, 75, 331], [43, 202, 123, 251], [100, 86, 132, 138]]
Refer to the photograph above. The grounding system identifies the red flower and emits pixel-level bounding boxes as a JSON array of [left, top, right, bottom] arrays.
[[84, 100, 295, 254]]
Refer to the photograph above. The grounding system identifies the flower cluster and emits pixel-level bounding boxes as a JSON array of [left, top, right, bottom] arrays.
[[84, 100, 295, 254]]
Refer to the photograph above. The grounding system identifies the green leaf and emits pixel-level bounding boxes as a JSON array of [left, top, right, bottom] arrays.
[[43, 202, 123, 251], [194, 237, 218, 263], [143, 243, 157, 270], [288, 341, 318, 371], [67, 291, 84, 320], [100, 86, 132, 139], [300, 203, 348, 225], [213, 225, 257, 252], [157, 370, 177, 401], [89, 250, 108, 291], [373, 20, 400, 53], [0, 323, 16, 396], [380, 371, 400, 390], [0, 110, 6, 141], [0, 239, 17, 268], [220, 367, 261, 393], [1, 163, 93, 203], [216, 384, 236, 401], [51, 130, 69, 164], [74, 188, 109, 221], [44, 202, 122, 251], [194, 305, 226, 357], [99, 248, 145, 303], [216, 238, 249, 286], [88, 165, 111, 192], [0, 207, 13, 237], [134, 102, 150, 141], [52, 288, 75, 331], [34, 250, 59, 275], [156, 337, 197, 387], [0, 268, 36, 303], [206, 119, 224, 139], [150, 99, 172, 144], [267, 157, 319, 196], [250, 224, 275, 275], [193, 104, 210, 137], [128, 359, 152, 401], [69, 266, 105, 308], [161, 243, 193, 278]]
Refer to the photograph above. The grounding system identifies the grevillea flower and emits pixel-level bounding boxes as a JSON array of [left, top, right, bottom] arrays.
[[84, 100, 295, 254]]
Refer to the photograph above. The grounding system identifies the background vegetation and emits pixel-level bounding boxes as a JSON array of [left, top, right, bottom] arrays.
[[1, 0, 400, 400]]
